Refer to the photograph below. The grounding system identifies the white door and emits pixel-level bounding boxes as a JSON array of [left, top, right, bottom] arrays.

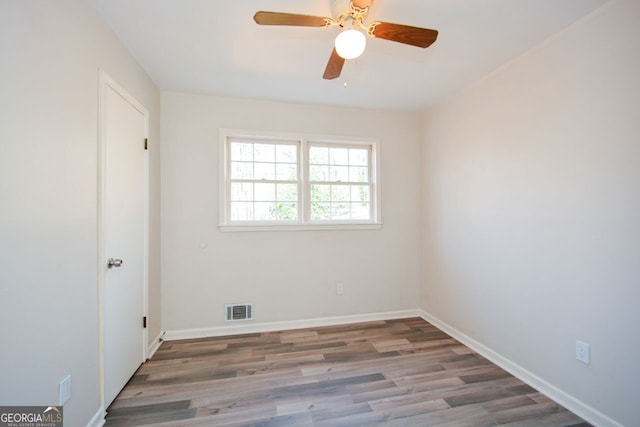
[[102, 77, 147, 407]]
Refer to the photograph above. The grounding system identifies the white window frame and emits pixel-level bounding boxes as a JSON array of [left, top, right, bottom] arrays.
[[219, 128, 382, 232]]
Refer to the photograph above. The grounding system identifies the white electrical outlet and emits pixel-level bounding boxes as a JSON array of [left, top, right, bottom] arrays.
[[575, 340, 590, 364], [58, 374, 71, 405], [336, 282, 344, 295]]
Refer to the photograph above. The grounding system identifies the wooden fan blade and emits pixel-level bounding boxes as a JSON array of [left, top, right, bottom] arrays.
[[254, 11, 330, 27], [369, 22, 438, 48], [323, 48, 346, 80], [352, 0, 374, 8]]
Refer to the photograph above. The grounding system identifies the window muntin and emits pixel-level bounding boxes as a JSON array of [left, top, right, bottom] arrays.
[[220, 129, 380, 230]]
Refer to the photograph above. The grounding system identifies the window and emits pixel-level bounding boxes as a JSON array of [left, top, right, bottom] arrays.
[[228, 139, 299, 222], [308, 143, 372, 221], [220, 129, 381, 231]]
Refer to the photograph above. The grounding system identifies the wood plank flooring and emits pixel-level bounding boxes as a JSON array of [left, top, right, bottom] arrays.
[[104, 318, 590, 426]]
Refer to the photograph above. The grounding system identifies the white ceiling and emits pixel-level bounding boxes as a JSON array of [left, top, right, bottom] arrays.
[[89, 0, 608, 111]]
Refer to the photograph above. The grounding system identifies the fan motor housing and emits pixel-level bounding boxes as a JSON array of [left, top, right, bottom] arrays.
[[333, 0, 369, 23]]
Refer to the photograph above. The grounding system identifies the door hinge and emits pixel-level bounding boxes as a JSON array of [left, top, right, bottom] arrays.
[[144, 138, 148, 150], [143, 316, 147, 328]]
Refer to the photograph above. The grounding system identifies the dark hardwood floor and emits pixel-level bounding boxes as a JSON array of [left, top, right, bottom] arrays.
[[104, 318, 590, 426]]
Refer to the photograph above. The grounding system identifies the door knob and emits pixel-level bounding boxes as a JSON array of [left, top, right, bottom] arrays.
[[107, 258, 123, 269]]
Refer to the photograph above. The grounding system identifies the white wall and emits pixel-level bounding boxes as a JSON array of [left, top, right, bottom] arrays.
[[421, 1, 640, 425], [0, 1, 161, 425], [161, 93, 422, 332]]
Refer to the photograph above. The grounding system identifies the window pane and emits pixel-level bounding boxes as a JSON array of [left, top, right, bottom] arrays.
[[310, 165, 329, 181], [309, 146, 328, 164], [275, 202, 297, 220], [230, 202, 253, 221], [231, 162, 253, 180], [311, 184, 330, 202], [331, 185, 349, 202], [351, 202, 370, 220], [254, 143, 275, 162], [276, 145, 297, 163], [349, 148, 368, 166], [254, 163, 275, 180], [254, 183, 276, 201], [311, 202, 331, 220], [330, 166, 349, 182], [351, 185, 370, 202], [276, 163, 297, 181], [231, 183, 253, 201], [330, 147, 349, 165], [332, 202, 350, 219], [254, 202, 276, 221], [231, 142, 253, 161], [277, 184, 297, 202], [349, 166, 368, 183]]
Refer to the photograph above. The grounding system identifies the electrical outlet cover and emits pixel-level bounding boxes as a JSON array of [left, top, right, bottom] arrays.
[[575, 340, 590, 364]]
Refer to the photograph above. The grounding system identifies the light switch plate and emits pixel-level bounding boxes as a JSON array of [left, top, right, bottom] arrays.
[[59, 374, 71, 406]]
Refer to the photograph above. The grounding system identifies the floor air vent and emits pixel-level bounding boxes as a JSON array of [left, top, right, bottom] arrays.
[[225, 303, 253, 321]]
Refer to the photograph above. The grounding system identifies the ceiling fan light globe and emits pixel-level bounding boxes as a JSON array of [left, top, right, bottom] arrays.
[[335, 29, 366, 59]]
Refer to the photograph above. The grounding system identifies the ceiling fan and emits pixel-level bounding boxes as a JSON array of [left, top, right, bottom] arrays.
[[254, 0, 438, 80]]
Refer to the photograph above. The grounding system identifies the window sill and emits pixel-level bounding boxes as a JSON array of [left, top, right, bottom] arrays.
[[218, 223, 383, 232]]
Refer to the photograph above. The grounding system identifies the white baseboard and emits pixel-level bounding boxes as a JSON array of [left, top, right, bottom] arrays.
[[86, 406, 105, 427], [164, 309, 421, 341], [147, 331, 164, 360], [419, 310, 622, 427]]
